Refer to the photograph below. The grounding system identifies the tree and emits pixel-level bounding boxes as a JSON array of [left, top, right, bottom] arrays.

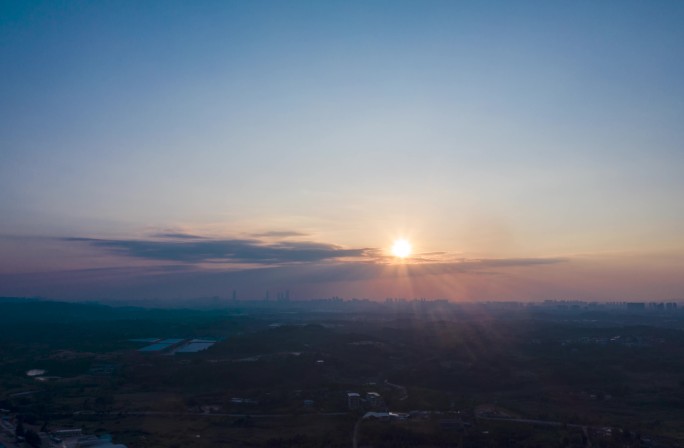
[[25, 428, 42, 447], [15, 419, 25, 437], [94, 394, 114, 412]]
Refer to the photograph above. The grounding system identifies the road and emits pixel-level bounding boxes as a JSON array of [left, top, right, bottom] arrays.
[[477, 415, 608, 448], [477, 414, 606, 430], [384, 380, 408, 400], [351, 411, 607, 448], [352, 417, 362, 448]]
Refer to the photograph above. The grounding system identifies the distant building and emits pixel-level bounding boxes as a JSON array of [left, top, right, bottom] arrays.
[[362, 411, 390, 420], [366, 392, 384, 409], [49, 430, 127, 448], [52, 428, 83, 437], [347, 392, 361, 410]]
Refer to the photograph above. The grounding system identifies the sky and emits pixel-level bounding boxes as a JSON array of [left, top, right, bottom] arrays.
[[1, 0, 683, 301]]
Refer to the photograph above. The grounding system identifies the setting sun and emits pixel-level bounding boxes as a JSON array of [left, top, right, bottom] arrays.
[[391, 239, 412, 259]]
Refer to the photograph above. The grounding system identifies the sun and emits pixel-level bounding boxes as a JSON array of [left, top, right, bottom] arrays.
[[391, 239, 412, 259]]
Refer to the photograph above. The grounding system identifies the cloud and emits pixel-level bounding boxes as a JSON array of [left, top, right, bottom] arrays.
[[464, 257, 567, 268], [250, 231, 309, 238], [0, 255, 570, 301], [66, 237, 373, 265], [64, 234, 564, 271], [152, 232, 207, 239], [9, 246, 684, 302], [286, 257, 568, 283]]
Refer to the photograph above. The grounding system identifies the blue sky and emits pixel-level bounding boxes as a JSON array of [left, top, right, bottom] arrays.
[[1, 1, 683, 300]]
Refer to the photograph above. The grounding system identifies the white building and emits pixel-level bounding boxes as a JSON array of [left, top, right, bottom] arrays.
[[366, 392, 384, 409], [347, 392, 361, 410]]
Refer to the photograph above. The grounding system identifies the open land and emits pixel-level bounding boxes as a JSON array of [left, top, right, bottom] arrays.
[[1, 298, 683, 447]]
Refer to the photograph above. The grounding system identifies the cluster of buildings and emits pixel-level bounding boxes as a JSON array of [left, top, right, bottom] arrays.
[[539, 300, 680, 311], [347, 391, 385, 411], [0, 416, 127, 448], [50, 429, 127, 448], [625, 302, 678, 311], [561, 334, 663, 347]]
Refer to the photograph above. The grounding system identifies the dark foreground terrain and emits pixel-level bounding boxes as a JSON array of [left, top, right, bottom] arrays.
[[1, 298, 683, 447]]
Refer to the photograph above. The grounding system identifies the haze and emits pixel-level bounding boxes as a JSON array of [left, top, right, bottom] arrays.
[[1, 1, 683, 301]]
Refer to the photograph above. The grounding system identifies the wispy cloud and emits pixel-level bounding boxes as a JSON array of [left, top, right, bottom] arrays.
[[250, 231, 309, 238], [64, 233, 566, 271], [152, 232, 207, 239], [66, 237, 374, 265], [464, 257, 567, 268]]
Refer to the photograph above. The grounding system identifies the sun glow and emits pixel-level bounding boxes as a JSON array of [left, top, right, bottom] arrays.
[[391, 239, 412, 259]]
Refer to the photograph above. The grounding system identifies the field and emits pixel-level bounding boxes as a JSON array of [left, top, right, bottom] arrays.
[[1, 299, 683, 447]]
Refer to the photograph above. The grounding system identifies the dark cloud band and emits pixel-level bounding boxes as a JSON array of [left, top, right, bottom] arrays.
[[66, 237, 371, 264]]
